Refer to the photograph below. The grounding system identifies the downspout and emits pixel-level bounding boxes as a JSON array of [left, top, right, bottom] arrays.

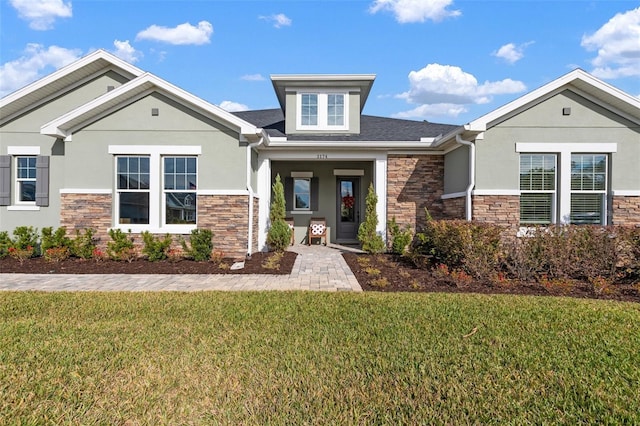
[[246, 131, 266, 256], [455, 134, 475, 221]]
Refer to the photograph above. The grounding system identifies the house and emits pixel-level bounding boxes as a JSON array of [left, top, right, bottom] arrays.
[[1, 50, 638, 258]]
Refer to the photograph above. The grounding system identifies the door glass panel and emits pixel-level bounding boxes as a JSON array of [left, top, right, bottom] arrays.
[[340, 181, 355, 222]]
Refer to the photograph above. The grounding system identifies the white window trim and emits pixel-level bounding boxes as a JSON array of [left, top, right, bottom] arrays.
[[569, 154, 608, 225], [162, 156, 198, 227], [296, 91, 349, 131], [293, 177, 311, 211], [519, 154, 557, 225], [7, 146, 41, 209], [515, 143, 617, 224], [109, 145, 201, 233], [14, 155, 37, 206]]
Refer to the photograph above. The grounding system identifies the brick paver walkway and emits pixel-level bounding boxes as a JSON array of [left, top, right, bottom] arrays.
[[0, 244, 362, 292]]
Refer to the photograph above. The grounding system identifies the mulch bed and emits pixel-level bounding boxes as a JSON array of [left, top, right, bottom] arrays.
[[343, 253, 640, 303], [0, 251, 297, 275]]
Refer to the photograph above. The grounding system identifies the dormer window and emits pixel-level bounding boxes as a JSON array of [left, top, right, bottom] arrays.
[[297, 91, 348, 131]]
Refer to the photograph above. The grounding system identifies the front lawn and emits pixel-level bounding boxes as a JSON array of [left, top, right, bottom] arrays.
[[1, 292, 638, 424]]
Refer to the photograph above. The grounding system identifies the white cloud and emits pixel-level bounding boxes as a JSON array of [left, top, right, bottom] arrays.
[[219, 100, 248, 112], [111, 40, 142, 64], [393, 103, 468, 119], [136, 21, 213, 45], [581, 7, 640, 78], [9, 0, 72, 30], [394, 63, 526, 119], [259, 13, 292, 28], [0, 44, 81, 97], [492, 41, 534, 64], [369, 0, 460, 23], [241, 74, 266, 81]]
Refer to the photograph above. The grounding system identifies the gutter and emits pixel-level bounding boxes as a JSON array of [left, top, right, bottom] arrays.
[[245, 130, 267, 256], [455, 133, 475, 221]]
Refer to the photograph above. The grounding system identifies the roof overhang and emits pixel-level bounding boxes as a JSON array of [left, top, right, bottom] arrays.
[[41, 73, 262, 142], [0, 49, 144, 126], [270, 74, 376, 113]]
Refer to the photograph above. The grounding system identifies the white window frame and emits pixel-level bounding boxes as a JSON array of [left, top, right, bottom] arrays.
[[116, 155, 151, 226], [296, 91, 348, 131], [6, 146, 40, 211], [293, 177, 311, 211], [162, 156, 198, 226], [515, 143, 617, 225], [15, 156, 37, 206], [570, 154, 608, 225], [519, 154, 557, 225], [109, 145, 201, 234]]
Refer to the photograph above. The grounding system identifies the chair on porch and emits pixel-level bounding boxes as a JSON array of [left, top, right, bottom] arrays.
[[285, 217, 295, 246], [308, 217, 327, 246]]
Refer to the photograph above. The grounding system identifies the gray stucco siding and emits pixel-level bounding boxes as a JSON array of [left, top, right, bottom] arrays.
[[475, 91, 640, 191], [67, 93, 247, 191], [444, 145, 469, 194]]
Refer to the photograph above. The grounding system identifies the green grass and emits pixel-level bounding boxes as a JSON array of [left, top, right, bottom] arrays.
[[1, 292, 638, 425]]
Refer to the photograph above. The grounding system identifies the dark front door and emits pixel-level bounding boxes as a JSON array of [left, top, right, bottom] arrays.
[[336, 177, 360, 242]]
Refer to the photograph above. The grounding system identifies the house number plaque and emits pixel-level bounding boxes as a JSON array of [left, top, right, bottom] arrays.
[[316, 154, 328, 159]]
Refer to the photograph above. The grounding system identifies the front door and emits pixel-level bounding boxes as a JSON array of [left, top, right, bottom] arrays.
[[336, 177, 360, 242]]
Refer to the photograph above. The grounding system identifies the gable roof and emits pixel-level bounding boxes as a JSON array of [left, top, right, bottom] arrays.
[[466, 68, 640, 132], [0, 49, 144, 125], [233, 108, 458, 143], [41, 72, 262, 141]]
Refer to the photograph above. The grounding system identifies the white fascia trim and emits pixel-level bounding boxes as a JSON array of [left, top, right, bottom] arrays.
[[266, 141, 439, 149], [263, 151, 387, 161], [60, 189, 112, 194], [612, 190, 640, 196], [7, 146, 40, 155], [0, 50, 143, 109], [197, 190, 250, 196], [387, 150, 444, 155], [473, 189, 521, 196], [441, 192, 467, 199], [515, 143, 617, 153], [108, 145, 202, 155]]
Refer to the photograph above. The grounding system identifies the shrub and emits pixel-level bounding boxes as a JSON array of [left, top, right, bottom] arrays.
[[412, 218, 502, 280], [107, 229, 136, 262], [266, 174, 291, 252], [357, 183, 385, 254], [41, 227, 71, 253], [8, 247, 33, 264], [44, 247, 70, 262], [71, 228, 98, 259], [141, 232, 173, 261], [388, 216, 412, 255], [0, 231, 11, 259], [11, 226, 38, 258], [180, 229, 213, 261]]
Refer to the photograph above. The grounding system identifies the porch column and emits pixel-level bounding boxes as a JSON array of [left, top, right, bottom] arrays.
[[257, 156, 271, 251], [374, 154, 387, 242]]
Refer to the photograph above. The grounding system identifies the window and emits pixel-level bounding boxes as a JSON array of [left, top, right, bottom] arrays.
[[297, 92, 348, 130], [117, 156, 150, 224], [293, 178, 310, 210], [16, 156, 36, 203], [519, 154, 556, 224], [570, 154, 607, 224], [301, 94, 318, 126], [164, 157, 197, 224]]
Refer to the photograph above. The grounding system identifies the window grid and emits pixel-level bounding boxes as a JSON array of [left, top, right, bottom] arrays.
[[16, 156, 36, 203], [519, 154, 556, 224], [570, 154, 607, 224], [327, 94, 344, 126], [301, 94, 318, 126], [163, 157, 197, 225], [116, 156, 150, 224]]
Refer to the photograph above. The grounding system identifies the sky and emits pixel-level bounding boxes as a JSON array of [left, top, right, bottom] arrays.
[[1, 0, 639, 125]]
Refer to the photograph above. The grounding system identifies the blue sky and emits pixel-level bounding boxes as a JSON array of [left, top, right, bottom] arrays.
[[1, 0, 639, 125]]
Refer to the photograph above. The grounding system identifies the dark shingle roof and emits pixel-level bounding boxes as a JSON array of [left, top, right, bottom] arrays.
[[232, 109, 459, 141]]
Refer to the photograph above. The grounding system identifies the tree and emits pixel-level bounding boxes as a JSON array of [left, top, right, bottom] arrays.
[[357, 183, 385, 254], [266, 174, 292, 251]]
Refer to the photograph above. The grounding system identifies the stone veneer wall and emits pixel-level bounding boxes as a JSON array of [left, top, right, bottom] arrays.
[[60, 193, 112, 246], [197, 194, 249, 258], [612, 196, 640, 226], [252, 196, 259, 254], [442, 196, 466, 220], [472, 195, 520, 227], [387, 155, 445, 234]]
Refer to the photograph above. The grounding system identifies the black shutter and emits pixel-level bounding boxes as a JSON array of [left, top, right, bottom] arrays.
[[35, 156, 49, 207], [284, 177, 293, 211], [0, 155, 10, 206], [310, 177, 319, 211]]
